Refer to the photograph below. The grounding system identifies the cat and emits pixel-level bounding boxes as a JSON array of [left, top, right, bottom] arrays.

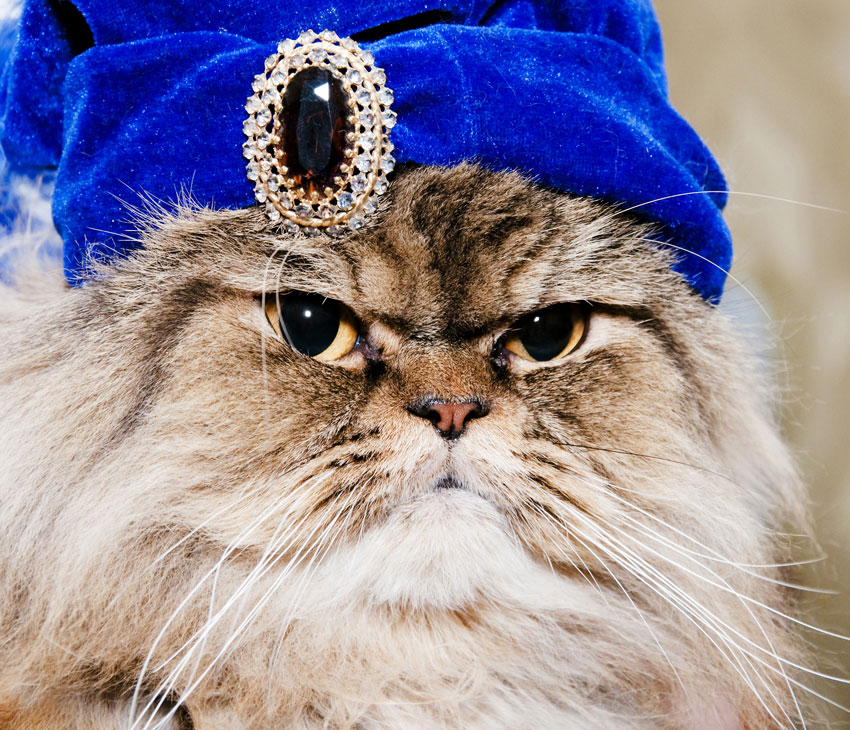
[[0, 163, 820, 729]]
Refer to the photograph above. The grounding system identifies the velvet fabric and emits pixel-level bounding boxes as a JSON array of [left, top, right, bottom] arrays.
[[0, 0, 731, 300]]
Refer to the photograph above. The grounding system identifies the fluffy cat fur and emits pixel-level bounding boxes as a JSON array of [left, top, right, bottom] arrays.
[[0, 164, 818, 728]]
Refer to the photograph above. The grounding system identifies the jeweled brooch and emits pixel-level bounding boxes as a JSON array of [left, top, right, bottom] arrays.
[[243, 30, 396, 235]]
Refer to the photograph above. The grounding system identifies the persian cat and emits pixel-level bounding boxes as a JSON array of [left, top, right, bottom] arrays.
[[0, 165, 823, 728]]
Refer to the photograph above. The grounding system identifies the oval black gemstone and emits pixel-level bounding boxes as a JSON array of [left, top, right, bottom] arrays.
[[280, 68, 351, 197]]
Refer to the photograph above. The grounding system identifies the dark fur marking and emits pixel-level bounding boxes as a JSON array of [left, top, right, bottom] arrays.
[[313, 482, 360, 512], [528, 472, 587, 513], [591, 303, 696, 382], [327, 452, 375, 470], [100, 280, 216, 451], [530, 452, 574, 474]]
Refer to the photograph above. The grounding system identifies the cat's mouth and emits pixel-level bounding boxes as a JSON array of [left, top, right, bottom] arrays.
[[423, 473, 499, 510], [432, 476, 465, 491]]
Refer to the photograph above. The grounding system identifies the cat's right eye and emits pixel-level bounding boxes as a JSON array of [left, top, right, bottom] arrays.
[[263, 292, 360, 362], [501, 302, 589, 363]]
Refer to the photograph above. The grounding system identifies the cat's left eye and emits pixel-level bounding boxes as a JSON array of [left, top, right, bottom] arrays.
[[264, 293, 360, 362], [502, 302, 588, 363]]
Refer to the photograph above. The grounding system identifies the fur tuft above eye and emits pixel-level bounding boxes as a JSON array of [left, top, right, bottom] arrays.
[[264, 293, 360, 362], [502, 302, 588, 362]]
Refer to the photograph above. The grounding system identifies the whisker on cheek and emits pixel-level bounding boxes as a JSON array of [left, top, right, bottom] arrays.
[[542, 507, 800, 730], [135, 477, 363, 730]]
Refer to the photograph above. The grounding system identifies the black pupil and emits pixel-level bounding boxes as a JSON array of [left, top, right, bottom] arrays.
[[517, 303, 577, 361], [278, 293, 341, 357]]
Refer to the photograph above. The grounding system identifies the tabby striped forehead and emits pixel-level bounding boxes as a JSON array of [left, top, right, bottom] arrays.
[[240, 164, 688, 343]]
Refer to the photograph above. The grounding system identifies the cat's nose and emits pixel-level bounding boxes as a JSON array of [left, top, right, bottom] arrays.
[[408, 398, 489, 440]]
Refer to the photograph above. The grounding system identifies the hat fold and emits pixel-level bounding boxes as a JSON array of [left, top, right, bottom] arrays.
[[2, 0, 732, 300]]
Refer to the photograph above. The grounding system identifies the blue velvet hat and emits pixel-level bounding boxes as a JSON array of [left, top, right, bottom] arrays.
[[0, 0, 731, 301]]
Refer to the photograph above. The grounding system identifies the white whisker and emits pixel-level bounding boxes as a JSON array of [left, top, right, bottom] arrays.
[[157, 502, 353, 729], [547, 510, 795, 729], [619, 190, 845, 215]]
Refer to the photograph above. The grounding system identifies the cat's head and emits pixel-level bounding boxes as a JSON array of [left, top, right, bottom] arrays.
[[1, 164, 809, 726]]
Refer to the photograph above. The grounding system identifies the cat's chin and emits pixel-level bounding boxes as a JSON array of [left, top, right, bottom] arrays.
[[312, 489, 547, 613]]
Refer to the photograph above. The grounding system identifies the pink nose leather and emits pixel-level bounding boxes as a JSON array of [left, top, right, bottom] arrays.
[[430, 402, 479, 435], [408, 398, 489, 440]]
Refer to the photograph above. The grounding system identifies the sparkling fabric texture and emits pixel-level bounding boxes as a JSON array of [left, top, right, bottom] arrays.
[[0, 0, 731, 300]]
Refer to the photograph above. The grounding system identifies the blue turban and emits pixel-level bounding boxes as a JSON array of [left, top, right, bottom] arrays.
[[0, 0, 731, 301]]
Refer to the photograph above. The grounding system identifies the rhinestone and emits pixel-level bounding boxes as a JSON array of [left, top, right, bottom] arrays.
[[256, 109, 272, 127], [267, 176, 280, 192], [332, 53, 349, 68], [372, 69, 386, 86], [252, 74, 265, 92], [265, 204, 281, 222], [381, 110, 397, 129], [309, 48, 328, 64], [284, 220, 300, 234], [243, 118, 259, 135], [255, 186, 268, 202], [348, 214, 365, 230], [383, 140, 395, 153], [359, 135, 375, 151], [347, 69, 361, 85], [360, 112, 376, 127], [320, 30, 339, 42], [262, 88, 280, 105], [350, 174, 368, 193], [378, 88, 393, 105], [246, 161, 260, 180], [270, 68, 286, 86], [245, 96, 262, 114], [356, 90, 371, 107], [363, 199, 377, 214], [242, 143, 258, 159], [341, 37, 357, 51], [328, 225, 343, 236], [361, 51, 374, 67], [265, 54, 278, 71], [260, 159, 272, 171], [355, 154, 372, 172], [256, 131, 271, 149], [278, 39, 295, 55], [337, 191, 355, 210], [298, 31, 315, 45], [319, 205, 335, 219], [295, 203, 312, 217], [380, 155, 395, 173], [374, 178, 388, 194], [280, 193, 293, 209]]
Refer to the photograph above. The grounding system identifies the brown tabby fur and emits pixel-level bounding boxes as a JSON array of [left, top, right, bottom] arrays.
[[0, 165, 814, 728]]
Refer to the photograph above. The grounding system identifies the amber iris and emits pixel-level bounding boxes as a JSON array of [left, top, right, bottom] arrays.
[[279, 68, 352, 196], [503, 303, 588, 362], [264, 293, 360, 362]]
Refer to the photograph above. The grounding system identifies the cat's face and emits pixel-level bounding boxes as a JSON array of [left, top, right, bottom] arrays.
[[0, 164, 809, 727], [84, 165, 728, 574]]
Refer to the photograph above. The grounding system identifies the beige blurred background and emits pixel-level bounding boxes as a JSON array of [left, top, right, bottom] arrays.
[[654, 0, 850, 718]]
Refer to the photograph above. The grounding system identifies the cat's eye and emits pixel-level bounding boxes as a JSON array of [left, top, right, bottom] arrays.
[[502, 302, 588, 362], [264, 293, 360, 362]]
